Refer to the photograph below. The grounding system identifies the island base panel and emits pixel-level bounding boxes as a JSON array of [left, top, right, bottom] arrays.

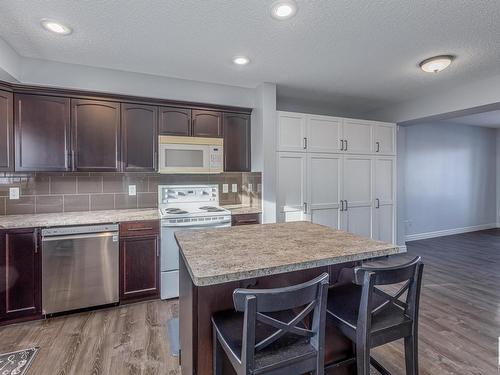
[[179, 256, 357, 375]]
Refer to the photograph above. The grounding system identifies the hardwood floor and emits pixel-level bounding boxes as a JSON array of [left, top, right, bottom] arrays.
[[0, 229, 498, 374], [0, 300, 180, 374], [373, 229, 500, 375]]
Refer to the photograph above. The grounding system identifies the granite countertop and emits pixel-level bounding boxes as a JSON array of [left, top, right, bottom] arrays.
[[175, 221, 402, 286], [0, 209, 160, 229], [223, 205, 262, 215]]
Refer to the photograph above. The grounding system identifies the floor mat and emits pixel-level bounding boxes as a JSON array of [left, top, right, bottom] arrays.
[[0, 347, 38, 375]]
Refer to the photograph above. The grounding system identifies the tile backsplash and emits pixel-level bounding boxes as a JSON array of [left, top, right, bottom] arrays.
[[0, 172, 262, 216]]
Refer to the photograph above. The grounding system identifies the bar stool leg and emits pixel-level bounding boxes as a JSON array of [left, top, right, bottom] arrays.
[[404, 334, 418, 375], [356, 341, 371, 375], [213, 326, 223, 375]]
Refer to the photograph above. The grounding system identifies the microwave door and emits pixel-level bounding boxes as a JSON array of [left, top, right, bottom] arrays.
[[159, 144, 210, 173]]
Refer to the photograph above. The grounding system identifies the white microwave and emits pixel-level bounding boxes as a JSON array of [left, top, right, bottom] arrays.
[[158, 136, 224, 174]]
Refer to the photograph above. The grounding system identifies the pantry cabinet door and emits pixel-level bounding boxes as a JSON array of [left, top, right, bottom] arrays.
[[306, 115, 342, 153], [277, 152, 308, 222], [373, 157, 395, 242], [374, 123, 396, 155], [307, 153, 342, 228], [277, 112, 307, 152], [340, 155, 373, 238], [342, 119, 373, 154]]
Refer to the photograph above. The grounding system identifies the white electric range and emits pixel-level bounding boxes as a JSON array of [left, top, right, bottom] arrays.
[[158, 185, 231, 299]]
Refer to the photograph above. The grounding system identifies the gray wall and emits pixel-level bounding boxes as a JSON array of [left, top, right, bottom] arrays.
[[403, 122, 497, 237]]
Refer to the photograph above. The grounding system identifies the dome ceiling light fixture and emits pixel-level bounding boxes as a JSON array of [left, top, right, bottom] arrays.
[[41, 19, 72, 35], [271, 0, 298, 20], [419, 55, 454, 73]]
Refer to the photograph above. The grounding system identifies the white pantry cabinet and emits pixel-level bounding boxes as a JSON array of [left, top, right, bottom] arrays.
[[277, 111, 396, 156], [276, 110, 396, 243]]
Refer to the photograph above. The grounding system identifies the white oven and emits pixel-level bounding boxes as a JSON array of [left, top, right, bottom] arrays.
[[158, 136, 223, 174]]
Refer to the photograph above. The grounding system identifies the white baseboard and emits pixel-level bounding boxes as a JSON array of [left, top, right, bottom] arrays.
[[405, 223, 497, 242]]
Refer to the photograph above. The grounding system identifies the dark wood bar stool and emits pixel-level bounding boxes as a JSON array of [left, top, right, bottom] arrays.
[[211, 273, 329, 375], [326, 256, 424, 375]]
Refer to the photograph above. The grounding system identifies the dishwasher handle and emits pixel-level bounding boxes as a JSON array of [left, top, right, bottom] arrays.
[[42, 231, 118, 242]]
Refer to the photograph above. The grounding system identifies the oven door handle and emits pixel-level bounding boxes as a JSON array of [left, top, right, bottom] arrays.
[[161, 220, 231, 229]]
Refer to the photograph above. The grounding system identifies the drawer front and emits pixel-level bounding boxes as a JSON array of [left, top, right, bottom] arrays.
[[231, 213, 261, 226], [120, 220, 160, 237]]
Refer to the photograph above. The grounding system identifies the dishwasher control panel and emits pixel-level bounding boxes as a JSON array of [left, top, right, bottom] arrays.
[[42, 224, 119, 237]]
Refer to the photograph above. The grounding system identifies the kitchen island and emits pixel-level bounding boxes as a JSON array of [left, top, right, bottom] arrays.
[[175, 221, 402, 375]]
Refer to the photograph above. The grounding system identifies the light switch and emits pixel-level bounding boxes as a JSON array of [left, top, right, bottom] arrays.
[[222, 184, 229, 193], [231, 184, 238, 193], [257, 184, 262, 193], [9, 187, 20, 200], [128, 185, 137, 196], [248, 183, 253, 193]]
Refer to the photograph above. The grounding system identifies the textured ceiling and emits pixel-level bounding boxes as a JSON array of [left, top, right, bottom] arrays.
[[443, 110, 500, 128], [1, 0, 500, 113]]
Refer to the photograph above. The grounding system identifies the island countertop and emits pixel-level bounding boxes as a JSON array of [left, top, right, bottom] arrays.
[[175, 221, 402, 286]]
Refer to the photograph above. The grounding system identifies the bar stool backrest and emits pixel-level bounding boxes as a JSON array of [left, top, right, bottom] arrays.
[[232, 273, 329, 371], [353, 256, 424, 342]]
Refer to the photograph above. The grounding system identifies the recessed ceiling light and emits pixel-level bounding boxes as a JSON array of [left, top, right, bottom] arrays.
[[233, 56, 250, 65], [419, 55, 454, 73], [41, 19, 72, 35], [271, 0, 298, 20]]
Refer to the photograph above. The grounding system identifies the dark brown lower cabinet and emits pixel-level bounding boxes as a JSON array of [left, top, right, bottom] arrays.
[[0, 228, 41, 325], [119, 221, 160, 303]]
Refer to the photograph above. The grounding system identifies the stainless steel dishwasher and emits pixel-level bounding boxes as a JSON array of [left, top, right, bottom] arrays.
[[41, 224, 119, 315]]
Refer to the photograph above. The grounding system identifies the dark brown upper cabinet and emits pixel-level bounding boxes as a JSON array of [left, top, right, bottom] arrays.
[[121, 103, 158, 172], [71, 99, 121, 171], [159, 106, 191, 136], [0, 90, 13, 172], [14, 94, 71, 172], [223, 113, 251, 172], [0, 228, 41, 323], [192, 110, 222, 137]]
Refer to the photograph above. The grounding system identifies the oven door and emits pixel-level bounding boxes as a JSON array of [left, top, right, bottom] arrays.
[[158, 143, 210, 174], [160, 220, 231, 299]]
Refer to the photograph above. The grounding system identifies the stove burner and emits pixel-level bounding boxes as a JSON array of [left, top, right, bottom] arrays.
[[199, 206, 225, 212], [164, 208, 189, 215]]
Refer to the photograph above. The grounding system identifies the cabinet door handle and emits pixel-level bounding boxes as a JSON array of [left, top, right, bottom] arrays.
[[376, 198, 380, 209], [376, 141, 380, 153], [71, 150, 76, 170], [128, 227, 154, 231], [34, 231, 38, 254], [344, 200, 348, 211], [303, 202, 308, 213], [340, 200, 344, 211], [340, 139, 344, 151], [344, 140, 348, 151], [303, 137, 308, 150]]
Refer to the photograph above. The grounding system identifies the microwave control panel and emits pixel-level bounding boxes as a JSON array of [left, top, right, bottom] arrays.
[[210, 146, 223, 169]]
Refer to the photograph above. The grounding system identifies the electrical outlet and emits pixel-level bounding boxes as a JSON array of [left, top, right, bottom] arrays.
[[231, 184, 238, 193], [222, 184, 229, 193], [248, 183, 253, 193], [9, 187, 20, 200], [128, 185, 137, 196]]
